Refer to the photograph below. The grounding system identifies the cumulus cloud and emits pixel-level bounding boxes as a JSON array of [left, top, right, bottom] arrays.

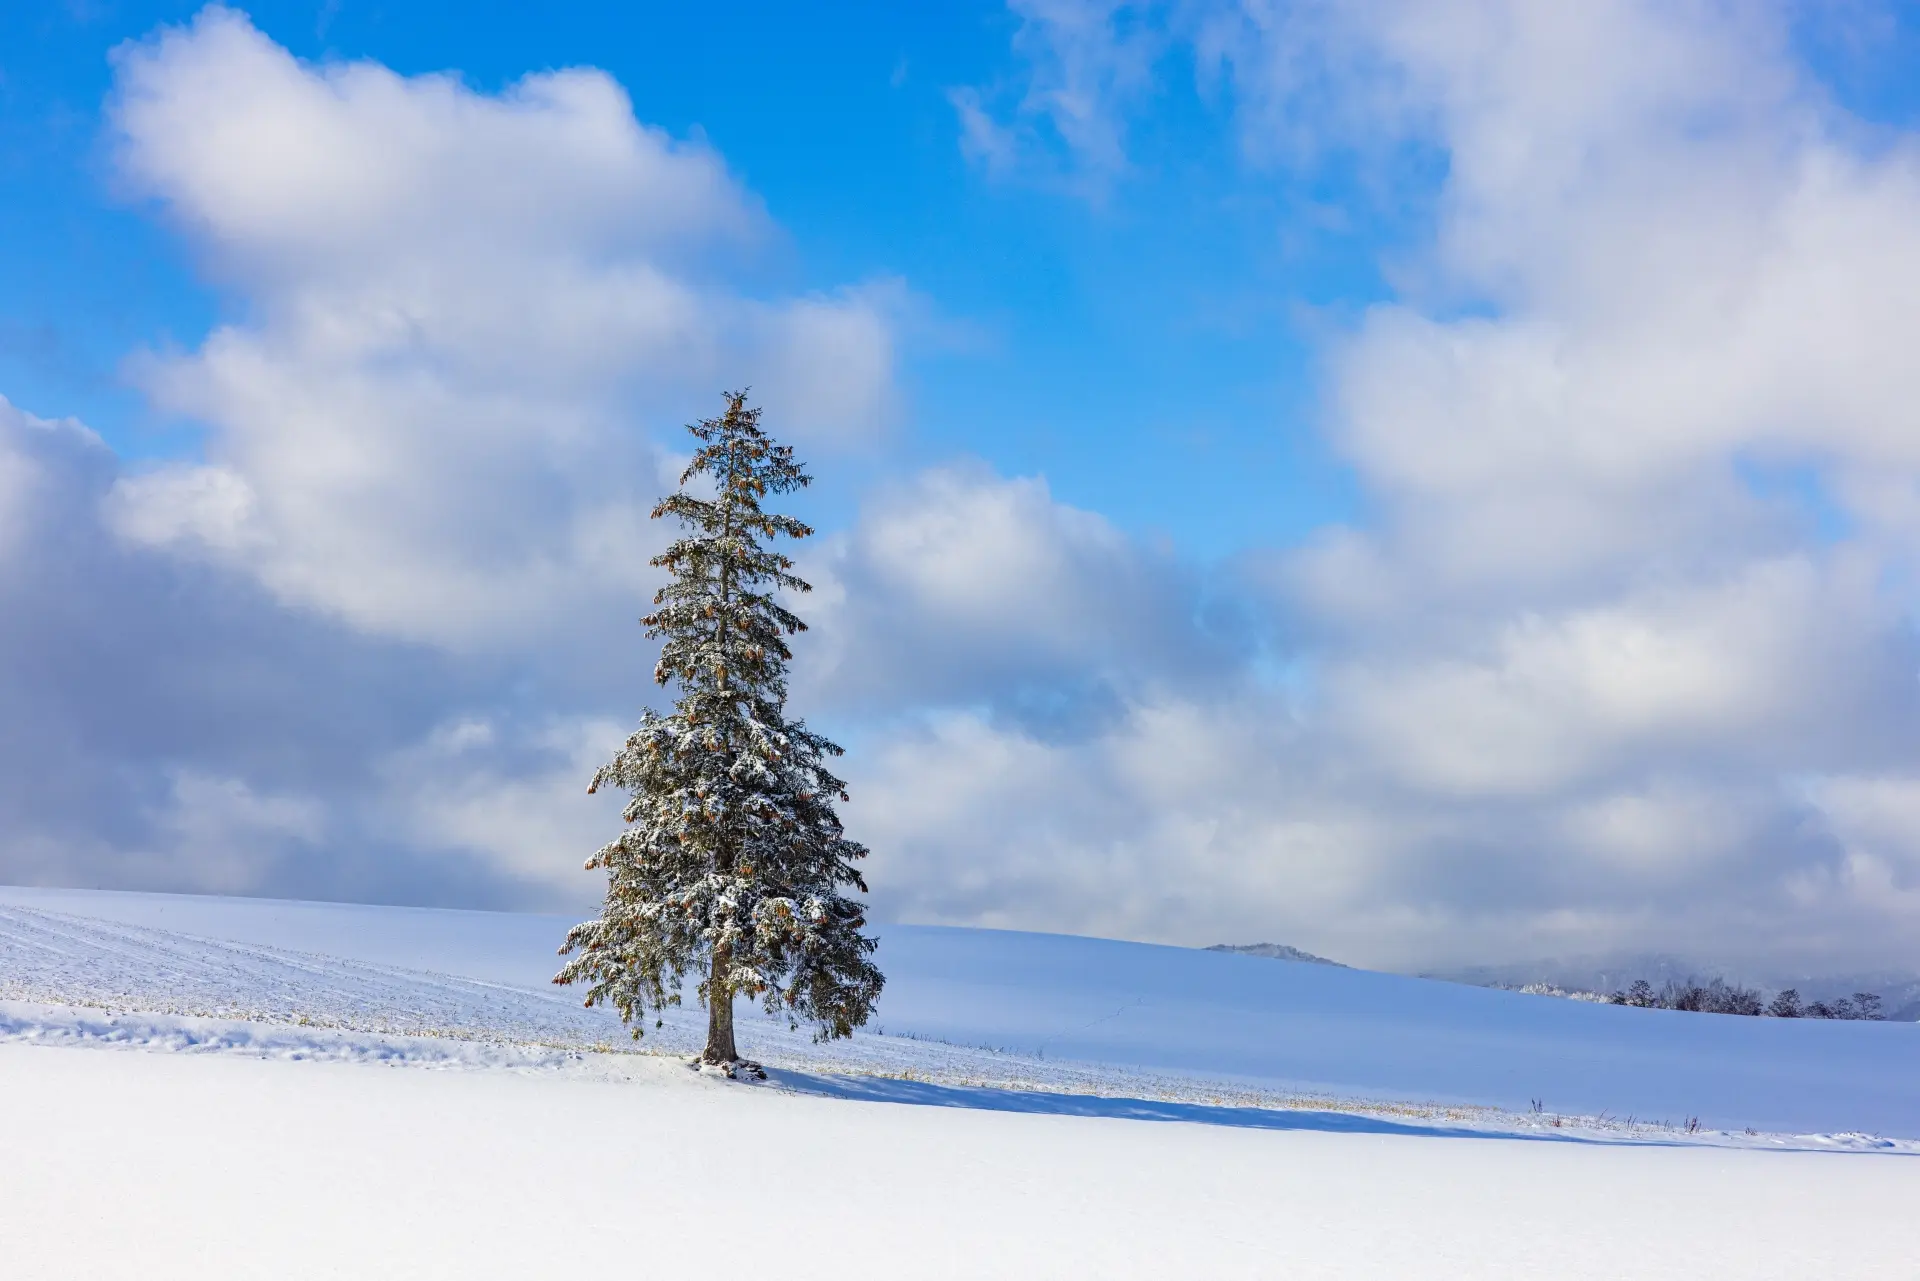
[[797, 466, 1243, 725], [0, 397, 509, 901], [104, 6, 900, 650], [381, 714, 630, 889], [884, 0, 1920, 970]]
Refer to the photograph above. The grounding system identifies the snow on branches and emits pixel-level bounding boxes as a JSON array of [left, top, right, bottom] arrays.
[[556, 393, 882, 1064]]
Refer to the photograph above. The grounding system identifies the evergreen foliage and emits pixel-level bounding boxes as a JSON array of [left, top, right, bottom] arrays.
[[555, 393, 882, 1067]]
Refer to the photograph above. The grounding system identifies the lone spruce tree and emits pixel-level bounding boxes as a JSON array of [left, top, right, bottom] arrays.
[[557, 392, 882, 1071]]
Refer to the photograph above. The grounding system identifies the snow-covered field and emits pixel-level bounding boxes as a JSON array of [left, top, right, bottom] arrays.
[[3, 885, 1918, 1278], [5, 884, 1916, 1136]]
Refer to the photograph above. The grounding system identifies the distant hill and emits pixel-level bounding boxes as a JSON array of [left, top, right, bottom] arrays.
[[1206, 942, 1347, 967]]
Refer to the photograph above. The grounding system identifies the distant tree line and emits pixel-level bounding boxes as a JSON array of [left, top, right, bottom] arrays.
[[1608, 978, 1885, 1020]]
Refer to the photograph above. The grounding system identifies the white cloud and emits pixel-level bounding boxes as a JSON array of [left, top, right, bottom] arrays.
[[797, 465, 1234, 717], [103, 462, 263, 553], [950, 0, 1166, 192], [0, 408, 46, 563], [109, 9, 755, 278], [1319, 554, 1912, 797], [1804, 774, 1920, 886], [149, 770, 326, 895], [0, 400, 555, 907], [0, 397, 105, 565], [381, 714, 629, 893], [104, 6, 899, 649]]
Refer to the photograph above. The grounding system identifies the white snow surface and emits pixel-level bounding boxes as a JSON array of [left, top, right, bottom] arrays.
[[4, 887, 1920, 1279], [5, 1040, 1914, 1281]]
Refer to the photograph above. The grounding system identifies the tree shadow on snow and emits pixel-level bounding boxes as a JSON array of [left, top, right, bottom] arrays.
[[761, 1068, 1655, 1146]]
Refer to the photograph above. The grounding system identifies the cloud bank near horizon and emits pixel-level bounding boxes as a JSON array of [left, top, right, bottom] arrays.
[[6, 3, 1920, 974]]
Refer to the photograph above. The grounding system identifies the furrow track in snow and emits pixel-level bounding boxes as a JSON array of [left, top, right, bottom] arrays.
[[0, 904, 631, 1046]]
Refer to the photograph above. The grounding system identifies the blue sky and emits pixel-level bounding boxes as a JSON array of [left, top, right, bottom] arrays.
[[8, 1, 1920, 972], [3, 0, 1385, 553]]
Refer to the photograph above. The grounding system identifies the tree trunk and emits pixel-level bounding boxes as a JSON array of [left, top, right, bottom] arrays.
[[704, 427, 741, 1069], [703, 947, 738, 1064]]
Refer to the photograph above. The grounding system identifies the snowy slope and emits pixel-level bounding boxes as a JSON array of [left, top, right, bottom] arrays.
[[876, 926, 1920, 1136], [3, 884, 1918, 1137]]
